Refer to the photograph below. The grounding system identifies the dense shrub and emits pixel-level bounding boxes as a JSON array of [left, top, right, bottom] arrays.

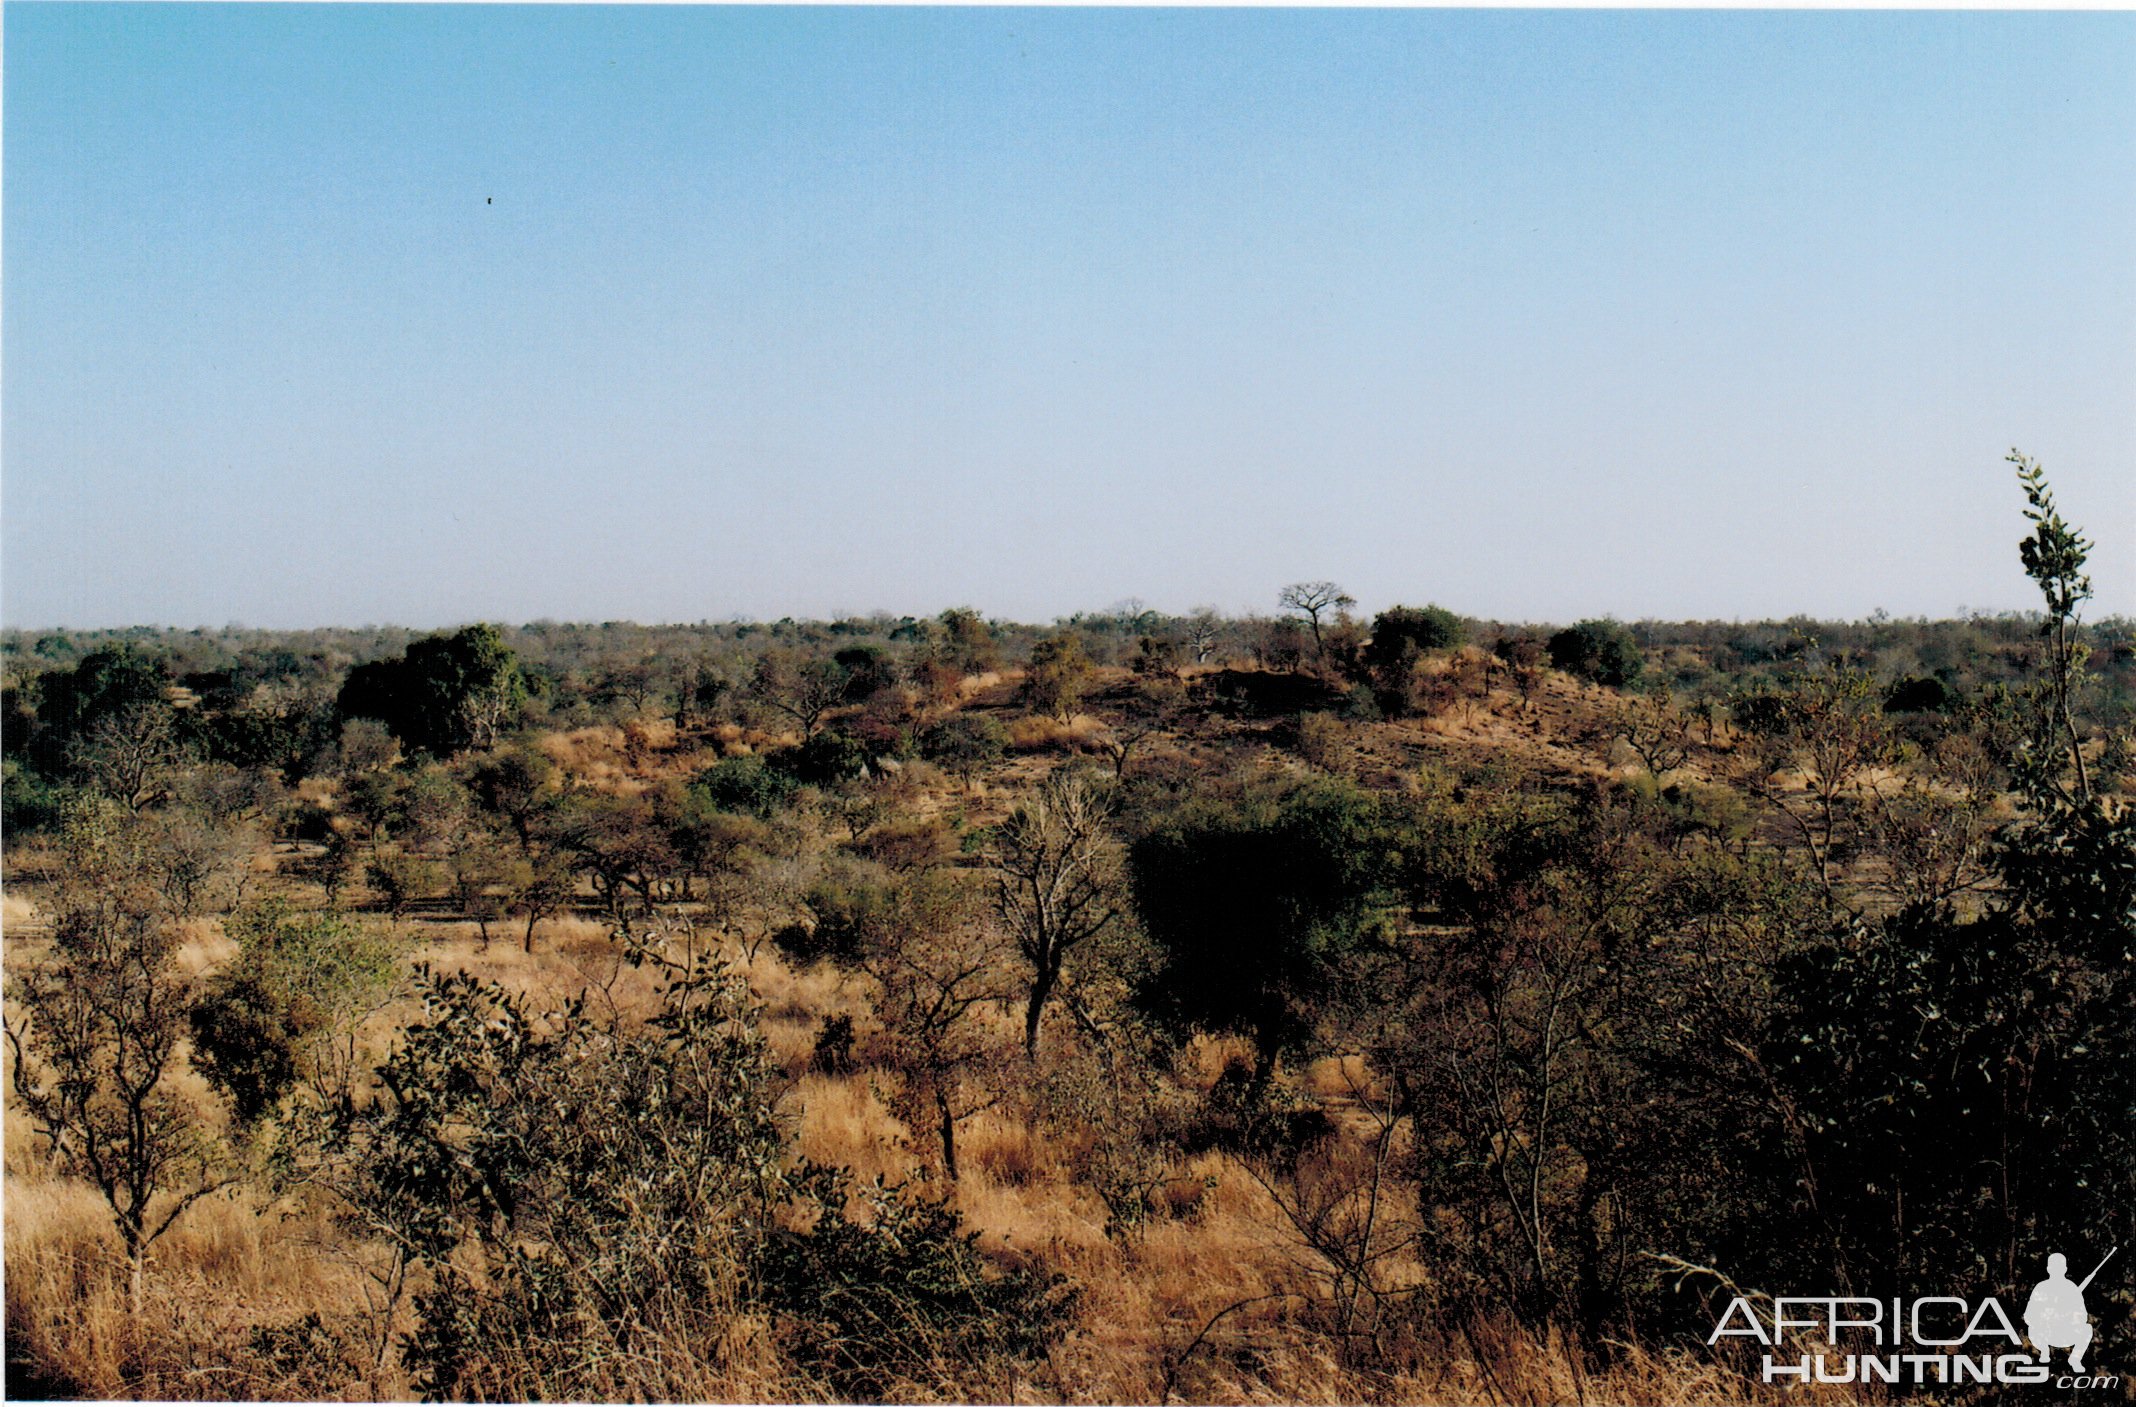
[[918, 713, 1008, 781], [1882, 673, 1955, 713], [325, 951, 1069, 1401], [1129, 777, 1393, 1092], [691, 754, 799, 818], [1547, 619, 1644, 688], [772, 728, 870, 786]]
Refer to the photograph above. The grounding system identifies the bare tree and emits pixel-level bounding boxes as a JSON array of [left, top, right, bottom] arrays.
[[1278, 582, 1356, 661], [993, 769, 1125, 1057], [1605, 688, 1694, 780], [747, 648, 847, 737], [4, 809, 238, 1308], [68, 701, 187, 812], [1183, 607, 1225, 665], [859, 872, 1015, 1183]]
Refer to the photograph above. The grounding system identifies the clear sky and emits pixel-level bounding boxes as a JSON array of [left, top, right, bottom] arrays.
[[5, 5, 2133, 629]]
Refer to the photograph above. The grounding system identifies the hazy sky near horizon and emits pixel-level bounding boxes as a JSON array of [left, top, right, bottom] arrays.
[[6, 5, 2134, 630]]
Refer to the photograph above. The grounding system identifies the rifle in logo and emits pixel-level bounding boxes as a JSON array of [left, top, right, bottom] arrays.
[[2027, 1247, 2117, 1374]]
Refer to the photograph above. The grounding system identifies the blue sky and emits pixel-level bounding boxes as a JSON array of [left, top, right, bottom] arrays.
[[6, 5, 2133, 628]]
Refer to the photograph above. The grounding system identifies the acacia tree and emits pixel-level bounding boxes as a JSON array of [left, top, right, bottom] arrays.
[[852, 870, 1015, 1183], [992, 769, 1124, 1057], [1734, 666, 1894, 909], [1606, 687, 1694, 780], [1278, 582, 1356, 662], [748, 648, 848, 737]]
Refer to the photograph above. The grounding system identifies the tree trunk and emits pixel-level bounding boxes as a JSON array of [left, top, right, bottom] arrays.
[[121, 1215, 146, 1316], [935, 1086, 959, 1183], [1023, 967, 1056, 1059]]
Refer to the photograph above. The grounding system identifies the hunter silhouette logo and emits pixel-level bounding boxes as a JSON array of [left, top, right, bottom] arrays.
[[1708, 1245, 2121, 1389], [2028, 1247, 2116, 1375]]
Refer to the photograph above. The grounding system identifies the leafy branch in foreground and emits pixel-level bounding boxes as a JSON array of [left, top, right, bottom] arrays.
[[295, 929, 1070, 1400]]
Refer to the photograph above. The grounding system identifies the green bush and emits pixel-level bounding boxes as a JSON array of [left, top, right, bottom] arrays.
[[190, 898, 397, 1124], [331, 948, 1070, 1401], [691, 754, 799, 818], [1547, 619, 1644, 688]]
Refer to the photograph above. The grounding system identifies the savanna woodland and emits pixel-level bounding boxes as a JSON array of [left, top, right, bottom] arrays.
[[4, 456, 2132, 1404]]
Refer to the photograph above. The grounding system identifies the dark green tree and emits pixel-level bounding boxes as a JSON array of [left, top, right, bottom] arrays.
[[337, 625, 526, 757], [1128, 778, 1393, 1094], [1547, 619, 1645, 688], [1361, 604, 1468, 713]]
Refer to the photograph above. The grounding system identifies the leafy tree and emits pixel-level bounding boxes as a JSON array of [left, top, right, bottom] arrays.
[[1021, 632, 1094, 721], [1384, 781, 1807, 1334], [1361, 605, 1468, 714], [335, 717, 402, 774], [762, 1167, 1074, 1397], [938, 606, 1000, 674], [773, 728, 870, 786], [548, 790, 679, 932], [1883, 674, 1955, 714], [833, 644, 898, 701], [1751, 455, 2135, 1311], [190, 898, 398, 1125], [337, 625, 527, 757], [27, 644, 171, 777], [462, 744, 556, 851], [1129, 779, 1393, 1094], [444, 831, 513, 946], [674, 658, 733, 732], [501, 849, 577, 953], [692, 754, 799, 819], [318, 938, 1065, 1400], [1547, 619, 1644, 688], [919, 713, 1008, 784], [1365, 604, 1465, 661], [204, 679, 339, 783], [1, 754, 68, 833]]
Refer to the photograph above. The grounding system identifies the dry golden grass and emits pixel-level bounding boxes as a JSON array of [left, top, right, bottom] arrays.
[[792, 1072, 913, 1183], [3, 1175, 402, 1401], [3, 887, 39, 931], [1006, 713, 1111, 754], [174, 916, 238, 978], [3, 681, 1915, 1405]]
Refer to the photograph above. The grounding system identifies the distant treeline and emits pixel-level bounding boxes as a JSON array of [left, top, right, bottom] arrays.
[[8, 604, 2132, 708]]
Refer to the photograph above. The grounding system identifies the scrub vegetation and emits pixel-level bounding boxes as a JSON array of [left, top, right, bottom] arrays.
[[4, 456, 2131, 1403]]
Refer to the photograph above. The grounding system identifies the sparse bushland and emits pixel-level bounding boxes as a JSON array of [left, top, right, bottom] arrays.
[[5, 460, 2133, 1402]]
